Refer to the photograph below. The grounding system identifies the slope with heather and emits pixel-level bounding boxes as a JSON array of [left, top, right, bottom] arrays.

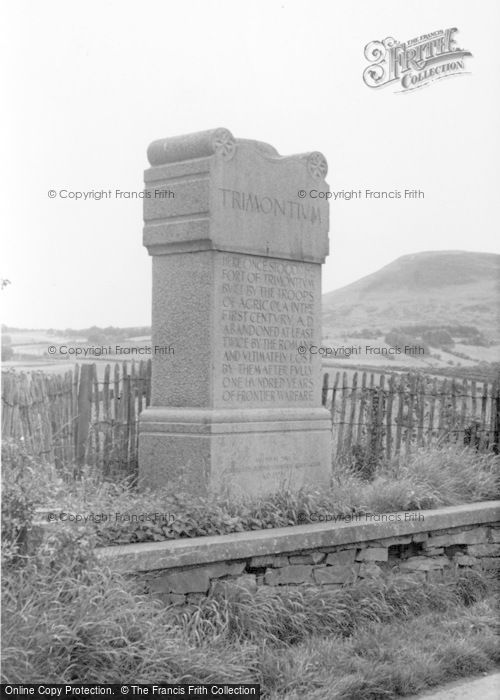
[[323, 251, 500, 341]]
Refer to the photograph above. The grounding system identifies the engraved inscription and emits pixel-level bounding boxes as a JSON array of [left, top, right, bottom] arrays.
[[219, 188, 322, 225], [226, 459, 321, 477], [219, 253, 318, 405]]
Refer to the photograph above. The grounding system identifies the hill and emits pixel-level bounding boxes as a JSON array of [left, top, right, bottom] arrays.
[[322, 251, 500, 340]]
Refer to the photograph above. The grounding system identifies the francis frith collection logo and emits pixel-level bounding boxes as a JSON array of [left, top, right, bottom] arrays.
[[363, 28, 472, 92]]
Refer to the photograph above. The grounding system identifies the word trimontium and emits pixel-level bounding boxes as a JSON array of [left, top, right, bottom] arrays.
[[219, 187, 322, 225]]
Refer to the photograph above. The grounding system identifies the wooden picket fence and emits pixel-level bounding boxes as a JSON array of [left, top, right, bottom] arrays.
[[321, 370, 500, 465], [2, 363, 499, 476], [1, 360, 151, 476]]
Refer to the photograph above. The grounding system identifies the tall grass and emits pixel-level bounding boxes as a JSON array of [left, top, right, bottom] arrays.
[[1, 531, 258, 684], [386, 444, 500, 506], [332, 443, 500, 514], [169, 567, 490, 647], [2, 527, 498, 694], [262, 602, 500, 700]]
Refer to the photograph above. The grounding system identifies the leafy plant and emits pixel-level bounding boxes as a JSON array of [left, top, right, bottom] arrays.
[[3, 439, 499, 549], [1, 440, 63, 563]]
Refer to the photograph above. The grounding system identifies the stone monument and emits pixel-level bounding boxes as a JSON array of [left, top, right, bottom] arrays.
[[139, 128, 332, 494]]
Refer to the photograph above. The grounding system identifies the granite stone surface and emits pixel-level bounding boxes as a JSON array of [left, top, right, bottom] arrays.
[[139, 128, 332, 494]]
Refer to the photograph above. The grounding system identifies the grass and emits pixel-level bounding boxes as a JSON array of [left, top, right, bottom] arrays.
[[2, 437, 499, 694], [2, 529, 499, 696], [167, 568, 491, 648], [263, 603, 499, 699], [3, 440, 498, 547], [1, 532, 258, 684], [331, 442, 500, 510]]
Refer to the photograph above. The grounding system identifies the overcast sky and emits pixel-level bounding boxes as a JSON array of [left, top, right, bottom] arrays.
[[1, 0, 499, 328]]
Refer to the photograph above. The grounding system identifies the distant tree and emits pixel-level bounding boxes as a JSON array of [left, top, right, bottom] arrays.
[[385, 330, 430, 355], [1, 334, 13, 361], [422, 329, 454, 348], [87, 331, 107, 344]]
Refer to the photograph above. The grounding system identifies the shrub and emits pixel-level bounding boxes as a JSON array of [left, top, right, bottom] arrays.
[[385, 330, 430, 355], [422, 329, 454, 348], [1, 440, 64, 562], [1, 340, 14, 361]]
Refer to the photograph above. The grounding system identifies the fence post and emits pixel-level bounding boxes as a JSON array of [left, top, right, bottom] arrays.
[[345, 371, 358, 454], [72, 365, 80, 460], [336, 372, 348, 456], [357, 371, 367, 447], [385, 374, 395, 460], [427, 377, 437, 447], [450, 379, 457, 444], [76, 364, 93, 467], [479, 382, 488, 451], [122, 372, 131, 470], [492, 381, 500, 454], [395, 375, 404, 455], [458, 379, 467, 445], [321, 372, 329, 407], [405, 374, 416, 456]]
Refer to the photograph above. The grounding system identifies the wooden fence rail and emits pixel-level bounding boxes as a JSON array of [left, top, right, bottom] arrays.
[[2, 363, 499, 475], [321, 370, 500, 464], [2, 360, 152, 476]]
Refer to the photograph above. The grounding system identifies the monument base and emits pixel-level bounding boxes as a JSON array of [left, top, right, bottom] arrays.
[[138, 407, 332, 495]]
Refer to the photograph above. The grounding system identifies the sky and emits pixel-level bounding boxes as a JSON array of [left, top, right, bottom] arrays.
[[1, 0, 499, 328]]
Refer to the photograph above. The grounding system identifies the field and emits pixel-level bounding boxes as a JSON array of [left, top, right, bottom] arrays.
[[3, 329, 152, 380], [321, 333, 500, 370], [4, 327, 500, 381]]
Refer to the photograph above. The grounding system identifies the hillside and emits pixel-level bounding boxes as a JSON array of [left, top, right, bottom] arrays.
[[322, 251, 500, 340]]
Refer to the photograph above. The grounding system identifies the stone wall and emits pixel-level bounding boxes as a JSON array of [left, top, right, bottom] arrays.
[[96, 501, 500, 606]]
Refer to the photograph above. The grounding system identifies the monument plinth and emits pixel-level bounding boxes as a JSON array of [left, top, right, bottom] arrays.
[[139, 128, 332, 494]]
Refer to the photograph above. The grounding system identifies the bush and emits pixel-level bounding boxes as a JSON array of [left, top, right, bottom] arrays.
[[1, 440, 64, 562], [1, 343, 14, 361], [422, 329, 454, 348], [385, 330, 430, 355]]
